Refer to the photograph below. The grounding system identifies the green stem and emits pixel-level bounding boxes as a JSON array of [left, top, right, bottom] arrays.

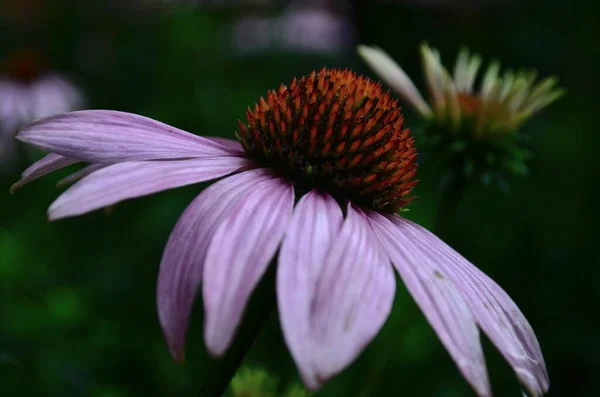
[[198, 264, 277, 397]]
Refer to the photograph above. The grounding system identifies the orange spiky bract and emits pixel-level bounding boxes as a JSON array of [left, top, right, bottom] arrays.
[[238, 68, 418, 212]]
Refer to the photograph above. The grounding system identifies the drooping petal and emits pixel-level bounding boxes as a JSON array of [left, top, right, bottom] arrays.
[[393, 217, 549, 396], [520, 87, 565, 117], [421, 44, 446, 117], [16, 110, 232, 164], [523, 77, 561, 109], [277, 190, 344, 388], [357, 45, 433, 118], [306, 204, 395, 390], [453, 47, 471, 92], [206, 137, 245, 154], [279, 199, 395, 390], [10, 153, 78, 193], [368, 212, 491, 397], [442, 69, 462, 130], [480, 61, 501, 99], [202, 177, 294, 356], [56, 164, 107, 187], [48, 156, 251, 220], [465, 54, 483, 94], [157, 169, 275, 361], [505, 73, 534, 112], [499, 71, 516, 103]]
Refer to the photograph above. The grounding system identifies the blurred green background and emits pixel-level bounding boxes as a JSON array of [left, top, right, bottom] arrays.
[[1, 0, 597, 396]]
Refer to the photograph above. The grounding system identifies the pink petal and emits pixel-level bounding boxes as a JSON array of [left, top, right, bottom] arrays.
[[277, 190, 344, 387], [48, 156, 251, 220], [206, 137, 244, 155], [394, 217, 549, 395], [368, 212, 491, 397], [21, 153, 73, 178], [56, 164, 106, 187], [202, 177, 294, 356], [157, 169, 275, 361], [279, 200, 395, 390], [311, 204, 395, 389], [10, 153, 78, 193], [16, 110, 232, 164]]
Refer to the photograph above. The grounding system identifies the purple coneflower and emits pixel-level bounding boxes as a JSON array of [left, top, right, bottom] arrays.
[[12, 68, 548, 395]]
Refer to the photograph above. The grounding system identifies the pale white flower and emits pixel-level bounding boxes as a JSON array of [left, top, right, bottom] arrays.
[[358, 44, 564, 137]]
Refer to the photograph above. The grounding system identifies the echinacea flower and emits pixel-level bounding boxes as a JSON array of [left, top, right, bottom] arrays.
[[358, 44, 564, 187], [12, 68, 548, 395]]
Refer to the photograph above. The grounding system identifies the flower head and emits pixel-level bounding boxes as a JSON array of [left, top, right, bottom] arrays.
[[13, 68, 548, 395], [358, 44, 564, 187], [238, 69, 417, 211]]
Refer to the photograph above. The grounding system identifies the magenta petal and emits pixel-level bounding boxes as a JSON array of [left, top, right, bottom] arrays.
[[21, 153, 74, 178], [394, 217, 549, 395], [202, 177, 294, 356], [10, 153, 77, 192], [157, 169, 274, 361], [279, 200, 395, 390], [16, 110, 232, 163], [56, 164, 106, 187], [48, 156, 251, 220], [368, 212, 491, 397], [310, 204, 395, 389], [277, 190, 344, 388], [205, 137, 244, 155]]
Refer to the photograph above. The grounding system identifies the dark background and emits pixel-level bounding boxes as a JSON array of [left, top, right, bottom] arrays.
[[0, 0, 597, 396]]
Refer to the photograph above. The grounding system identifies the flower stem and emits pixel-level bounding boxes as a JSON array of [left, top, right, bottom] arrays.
[[197, 264, 277, 397]]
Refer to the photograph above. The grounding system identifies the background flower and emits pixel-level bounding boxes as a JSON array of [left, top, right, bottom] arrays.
[[359, 43, 564, 191], [0, 50, 84, 172], [229, 0, 355, 55]]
